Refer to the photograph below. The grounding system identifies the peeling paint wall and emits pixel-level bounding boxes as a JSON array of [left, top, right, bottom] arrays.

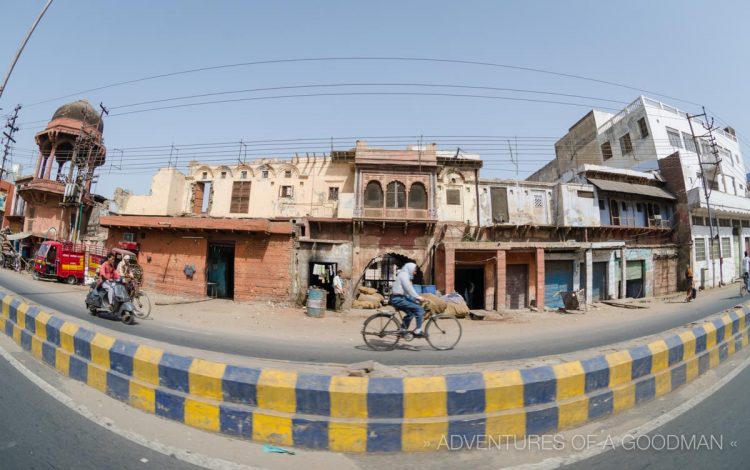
[[436, 168, 479, 224], [556, 183, 601, 227], [294, 241, 353, 304], [478, 180, 555, 226], [117, 157, 355, 220], [479, 180, 601, 227], [117, 168, 186, 216]]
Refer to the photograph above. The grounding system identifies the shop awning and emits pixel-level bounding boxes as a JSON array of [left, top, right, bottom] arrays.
[[586, 178, 676, 200], [5, 231, 32, 241]]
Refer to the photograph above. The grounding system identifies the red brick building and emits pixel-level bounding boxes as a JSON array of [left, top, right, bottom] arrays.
[[100, 215, 293, 302]]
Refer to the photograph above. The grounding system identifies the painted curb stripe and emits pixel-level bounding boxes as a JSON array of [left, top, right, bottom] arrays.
[[1, 292, 749, 453]]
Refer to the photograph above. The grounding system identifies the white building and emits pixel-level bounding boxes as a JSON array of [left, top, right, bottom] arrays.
[[529, 95, 749, 288]]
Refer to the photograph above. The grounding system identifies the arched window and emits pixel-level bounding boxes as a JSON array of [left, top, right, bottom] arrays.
[[386, 181, 406, 208], [364, 181, 384, 208], [408, 183, 428, 210]]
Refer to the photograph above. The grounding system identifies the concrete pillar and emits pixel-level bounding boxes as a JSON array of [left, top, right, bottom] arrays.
[[585, 249, 593, 304], [644, 254, 654, 297], [445, 247, 455, 294], [608, 251, 617, 300], [535, 248, 545, 309], [495, 249, 506, 310], [620, 247, 628, 298]]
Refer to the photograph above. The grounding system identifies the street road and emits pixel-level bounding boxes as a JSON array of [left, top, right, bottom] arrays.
[[0, 350, 197, 470], [570, 361, 750, 469], [0, 269, 746, 365]]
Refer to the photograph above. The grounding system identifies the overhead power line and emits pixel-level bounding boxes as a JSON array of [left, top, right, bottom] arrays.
[[21, 56, 703, 110], [110, 82, 630, 110]]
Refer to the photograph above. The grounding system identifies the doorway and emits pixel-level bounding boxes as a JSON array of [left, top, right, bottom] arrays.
[[580, 261, 608, 301], [506, 264, 528, 309], [456, 267, 484, 309], [625, 260, 644, 298], [206, 242, 234, 299], [309, 261, 338, 309], [545, 260, 574, 309]]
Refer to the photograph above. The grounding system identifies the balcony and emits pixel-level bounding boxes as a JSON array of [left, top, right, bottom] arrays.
[[687, 187, 750, 216], [16, 177, 65, 196], [603, 215, 673, 230], [360, 208, 433, 220]]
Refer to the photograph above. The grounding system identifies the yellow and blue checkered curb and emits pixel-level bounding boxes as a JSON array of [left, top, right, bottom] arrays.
[[1, 291, 748, 452]]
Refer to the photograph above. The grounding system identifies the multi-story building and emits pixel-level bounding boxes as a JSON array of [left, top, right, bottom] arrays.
[[530, 96, 748, 289], [434, 166, 677, 312], [102, 141, 483, 305]]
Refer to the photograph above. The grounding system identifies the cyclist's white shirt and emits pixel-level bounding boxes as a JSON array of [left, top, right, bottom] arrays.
[[391, 270, 419, 298]]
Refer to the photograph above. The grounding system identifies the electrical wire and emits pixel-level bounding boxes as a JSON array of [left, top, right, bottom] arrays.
[[20, 56, 704, 110]]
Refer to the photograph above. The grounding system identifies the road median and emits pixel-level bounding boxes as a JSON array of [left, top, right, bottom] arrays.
[[1, 291, 748, 453]]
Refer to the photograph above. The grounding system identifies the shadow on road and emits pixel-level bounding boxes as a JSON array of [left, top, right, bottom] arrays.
[[354, 343, 432, 352]]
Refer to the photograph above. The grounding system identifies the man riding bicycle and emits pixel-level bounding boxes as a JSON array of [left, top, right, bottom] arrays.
[[389, 262, 425, 337]]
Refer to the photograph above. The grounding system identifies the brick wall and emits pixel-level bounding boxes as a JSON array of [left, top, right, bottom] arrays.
[[495, 250, 506, 309], [106, 228, 292, 303], [108, 228, 208, 298], [234, 234, 292, 302], [535, 248, 545, 308]]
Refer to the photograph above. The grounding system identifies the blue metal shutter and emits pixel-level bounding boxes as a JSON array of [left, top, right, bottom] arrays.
[[545, 260, 574, 309]]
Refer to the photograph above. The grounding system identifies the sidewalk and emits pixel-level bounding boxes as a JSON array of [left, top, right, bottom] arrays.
[[147, 282, 744, 348]]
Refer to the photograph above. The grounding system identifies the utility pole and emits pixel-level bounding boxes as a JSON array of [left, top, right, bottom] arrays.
[[687, 107, 723, 288], [0, 0, 55, 102], [1, 105, 21, 181]]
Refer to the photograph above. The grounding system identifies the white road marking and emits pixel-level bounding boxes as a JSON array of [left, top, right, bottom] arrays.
[[0, 341, 262, 470], [505, 351, 750, 469]]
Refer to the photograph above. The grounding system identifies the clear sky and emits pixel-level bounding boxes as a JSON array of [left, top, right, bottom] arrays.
[[1, 0, 748, 197]]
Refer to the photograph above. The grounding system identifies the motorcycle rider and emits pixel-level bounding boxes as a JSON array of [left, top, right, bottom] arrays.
[[99, 252, 120, 311], [116, 254, 133, 279]]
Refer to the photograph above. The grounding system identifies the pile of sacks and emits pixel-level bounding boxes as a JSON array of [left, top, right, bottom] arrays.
[[421, 292, 471, 319], [352, 286, 385, 309]]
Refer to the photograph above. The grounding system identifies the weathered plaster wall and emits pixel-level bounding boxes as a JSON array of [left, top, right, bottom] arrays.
[[119, 168, 186, 216]]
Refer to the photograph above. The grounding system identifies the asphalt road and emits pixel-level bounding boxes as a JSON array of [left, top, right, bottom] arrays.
[[570, 361, 750, 469], [0, 351, 198, 470], [0, 269, 747, 365]]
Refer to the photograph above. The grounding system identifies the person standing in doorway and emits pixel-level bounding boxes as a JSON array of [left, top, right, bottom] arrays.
[[685, 265, 694, 302], [333, 269, 345, 311]]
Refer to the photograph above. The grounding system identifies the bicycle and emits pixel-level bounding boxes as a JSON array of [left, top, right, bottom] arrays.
[[126, 280, 152, 319], [361, 307, 462, 351]]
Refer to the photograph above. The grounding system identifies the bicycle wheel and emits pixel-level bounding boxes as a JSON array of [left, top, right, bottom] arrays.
[[133, 291, 152, 319], [362, 312, 401, 351], [425, 314, 462, 350]]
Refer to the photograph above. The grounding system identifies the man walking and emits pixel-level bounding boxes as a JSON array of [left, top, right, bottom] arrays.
[[685, 265, 694, 302], [333, 269, 345, 311], [743, 251, 750, 293]]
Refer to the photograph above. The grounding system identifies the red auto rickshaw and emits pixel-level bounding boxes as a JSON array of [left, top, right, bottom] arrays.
[[33, 241, 107, 285]]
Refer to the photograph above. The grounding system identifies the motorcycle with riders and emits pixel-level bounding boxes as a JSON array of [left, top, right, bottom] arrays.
[[85, 252, 137, 324]]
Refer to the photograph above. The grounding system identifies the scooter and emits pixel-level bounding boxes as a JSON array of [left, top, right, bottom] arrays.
[[86, 280, 136, 324]]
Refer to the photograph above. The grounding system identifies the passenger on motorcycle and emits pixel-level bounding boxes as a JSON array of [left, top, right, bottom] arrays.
[[100, 253, 120, 310]]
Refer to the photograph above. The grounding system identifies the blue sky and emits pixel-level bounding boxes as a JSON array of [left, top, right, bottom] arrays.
[[1, 0, 748, 197]]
